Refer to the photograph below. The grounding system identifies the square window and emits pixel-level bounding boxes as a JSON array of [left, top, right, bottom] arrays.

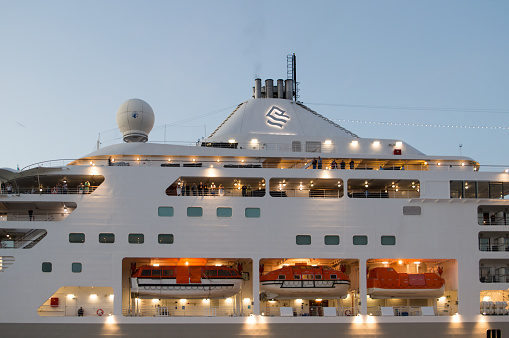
[[381, 235, 396, 245], [158, 206, 174, 217], [42, 262, 52, 272], [217, 207, 232, 217], [187, 207, 203, 217], [353, 235, 368, 245], [324, 235, 340, 245], [128, 233, 144, 244], [72, 262, 82, 273], [69, 233, 85, 243], [296, 235, 311, 245], [158, 234, 174, 244], [245, 208, 260, 218], [99, 233, 115, 243]]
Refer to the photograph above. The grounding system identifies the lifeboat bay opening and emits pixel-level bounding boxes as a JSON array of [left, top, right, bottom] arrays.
[[366, 259, 457, 316], [122, 258, 253, 317], [259, 258, 359, 317]]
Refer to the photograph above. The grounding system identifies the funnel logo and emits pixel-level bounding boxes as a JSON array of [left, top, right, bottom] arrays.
[[266, 106, 290, 128]]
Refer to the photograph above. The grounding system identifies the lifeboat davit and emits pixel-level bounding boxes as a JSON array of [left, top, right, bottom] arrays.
[[130, 265, 243, 299], [367, 267, 445, 299], [260, 263, 350, 299]]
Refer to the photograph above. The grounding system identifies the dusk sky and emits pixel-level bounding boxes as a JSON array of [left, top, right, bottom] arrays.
[[1, 1, 508, 169]]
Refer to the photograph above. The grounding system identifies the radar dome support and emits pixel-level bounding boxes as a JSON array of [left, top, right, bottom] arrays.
[[116, 98, 155, 143]]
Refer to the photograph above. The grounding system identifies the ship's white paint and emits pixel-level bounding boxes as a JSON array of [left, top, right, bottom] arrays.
[[367, 286, 445, 299], [261, 281, 350, 299], [130, 278, 243, 299], [0, 79, 508, 337]]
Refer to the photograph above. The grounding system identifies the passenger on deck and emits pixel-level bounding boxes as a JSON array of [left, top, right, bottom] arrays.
[[192, 183, 197, 196], [77, 307, 84, 317], [312, 158, 317, 169], [340, 160, 345, 169], [317, 157, 322, 169], [176, 184, 182, 196], [218, 184, 224, 196], [349, 160, 354, 169], [28, 209, 34, 221], [198, 182, 203, 196], [242, 185, 247, 197], [331, 159, 337, 169]]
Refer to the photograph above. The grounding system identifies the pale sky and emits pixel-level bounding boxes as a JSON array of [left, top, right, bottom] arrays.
[[1, 1, 508, 169]]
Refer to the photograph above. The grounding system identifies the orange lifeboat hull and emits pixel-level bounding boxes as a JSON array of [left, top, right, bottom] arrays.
[[367, 267, 445, 299], [260, 264, 350, 299]]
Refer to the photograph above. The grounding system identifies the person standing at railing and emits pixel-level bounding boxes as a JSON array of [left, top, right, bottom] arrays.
[[317, 157, 322, 169], [218, 184, 224, 196], [78, 183, 84, 194], [198, 182, 203, 196], [1, 181, 5, 194], [84, 181, 90, 194], [191, 183, 197, 196], [63, 182, 68, 194], [7, 183, 12, 194], [210, 182, 216, 196], [28, 209, 34, 221], [78, 307, 84, 317], [176, 184, 182, 196], [331, 159, 337, 169], [312, 158, 317, 169], [340, 160, 345, 169]]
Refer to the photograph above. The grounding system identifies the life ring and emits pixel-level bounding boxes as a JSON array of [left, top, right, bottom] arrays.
[[345, 309, 352, 316], [97, 309, 104, 316]]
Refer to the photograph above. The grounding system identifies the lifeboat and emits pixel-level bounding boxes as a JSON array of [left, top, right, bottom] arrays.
[[260, 263, 350, 299], [367, 267, 445, 299], [130, 265, 243, 299]]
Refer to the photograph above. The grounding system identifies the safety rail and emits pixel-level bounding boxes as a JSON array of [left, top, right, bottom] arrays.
[[480, 273, 509, 283], [37, 305, 113, 317], [478, 216, 509, 226], [479, 243, 509, 252], [1, 186, 98, 196], [16, 156, 509, 173], [0, 213, 70, 222], [122, 306, 251, 317], [261, 306, 358, 317], [367, 306, 454, 316], [347, 190, 420, 199]]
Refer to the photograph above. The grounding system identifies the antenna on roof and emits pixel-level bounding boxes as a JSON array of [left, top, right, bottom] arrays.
[[287, 53, 299, 101]]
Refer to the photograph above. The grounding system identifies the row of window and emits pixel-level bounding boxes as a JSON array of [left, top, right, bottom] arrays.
[[296, 235, 396, 246], [42, 262, 81, 273], [69, 233, 174, 244], [158, 206, 260, 218]]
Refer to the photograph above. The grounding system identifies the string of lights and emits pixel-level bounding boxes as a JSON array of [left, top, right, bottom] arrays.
[[334, 119, 509, 130]]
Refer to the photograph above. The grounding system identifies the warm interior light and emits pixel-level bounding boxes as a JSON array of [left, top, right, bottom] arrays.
[[251, 138, 258, 143], [152, 298, 159, 303], [324, 140, 332, 145], [167, 158, 171, 162], [228, 139, 235, 143], [136, 158, 140, 161], [109, 294, 114, 300], [179, 299, 187, 304], [373, 141, 380, 146], [67, 294, 75, 299], [414, 261, 420, 265], [351, 140, 359, 145], [90, 294, 97, 299], [243, 298, 251, 304], [315, 299, 322, 302], [153, 263, 159, 267], [398, 260, 403, 265], [192, 159, 196, 162], [395, 141, 402, 147], [203, 298, 210, 303], [437, 162, 441, 166], [226, 298, 233, 303]]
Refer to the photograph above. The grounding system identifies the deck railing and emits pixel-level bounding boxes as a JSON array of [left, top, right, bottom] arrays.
[[122, 306, 252, 317]]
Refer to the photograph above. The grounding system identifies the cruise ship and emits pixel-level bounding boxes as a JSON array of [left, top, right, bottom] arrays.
[[1, 56, 508, 337]]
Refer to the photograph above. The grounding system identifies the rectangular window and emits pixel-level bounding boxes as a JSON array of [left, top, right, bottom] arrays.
[[381, 235, 396, 245], [158, 206, 174, 217], [278, 275, 286, 280], [72, 262, 82, 273], [152, 270, 162, 276], [141, 270, 151, 276], [353, 235, 368, 245], [99, 233, 115, 243], [187, 207, 203, 217], [217, 207, 232, 217], [69, 233, 85, 243], [296, 235, 311, 245], [330, 274, 337, 280], [302, 274, 314, 280], [158, 234, 174, 244], [245, 208, 260, 218], [315, 275, 322, 280], [324, 235, 340, 245], [204, 270, 218, 277], [163, 269, 174, 277], [128, 233, 144, 244], [42, 262, 52, 272], [294, 275, 301, 280]]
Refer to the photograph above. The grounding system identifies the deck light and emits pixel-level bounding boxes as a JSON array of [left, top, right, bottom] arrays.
[[241, 159, 244, 162], [217, 159, 220, 162], [226, 298, 233, 303], [67, 294, 75, 299], [315, 299, 322, 302], [228, 139, 236, 144], [324, 140, 332, 145], [373, 141, 380, 146], [109, 295, 114, 300], [437, 162, 441, 166], [153, 264, 159, 266], [505, 169, 509, 173], [251, 139, 258, 143], [351, 140, 359, 145], [461, 163, 465, 166], [395, 141, 402, 147], [167, 158, 171, 162], [192, 159, 196, 162], [90, 294, 97, 299], [398, 260, 403, 265]]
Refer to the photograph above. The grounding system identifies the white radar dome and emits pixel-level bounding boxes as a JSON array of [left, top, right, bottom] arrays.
[[116, 99, 155, 143]]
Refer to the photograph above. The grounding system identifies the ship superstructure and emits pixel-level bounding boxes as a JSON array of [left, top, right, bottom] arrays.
[[0, 57, 508, 337]]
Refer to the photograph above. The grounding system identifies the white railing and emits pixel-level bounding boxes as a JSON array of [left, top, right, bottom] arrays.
[[122, 306, 252, 317], [261, 306, 358, 317], [0, 213, 70, 222], [37, 305, 113, 317]]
